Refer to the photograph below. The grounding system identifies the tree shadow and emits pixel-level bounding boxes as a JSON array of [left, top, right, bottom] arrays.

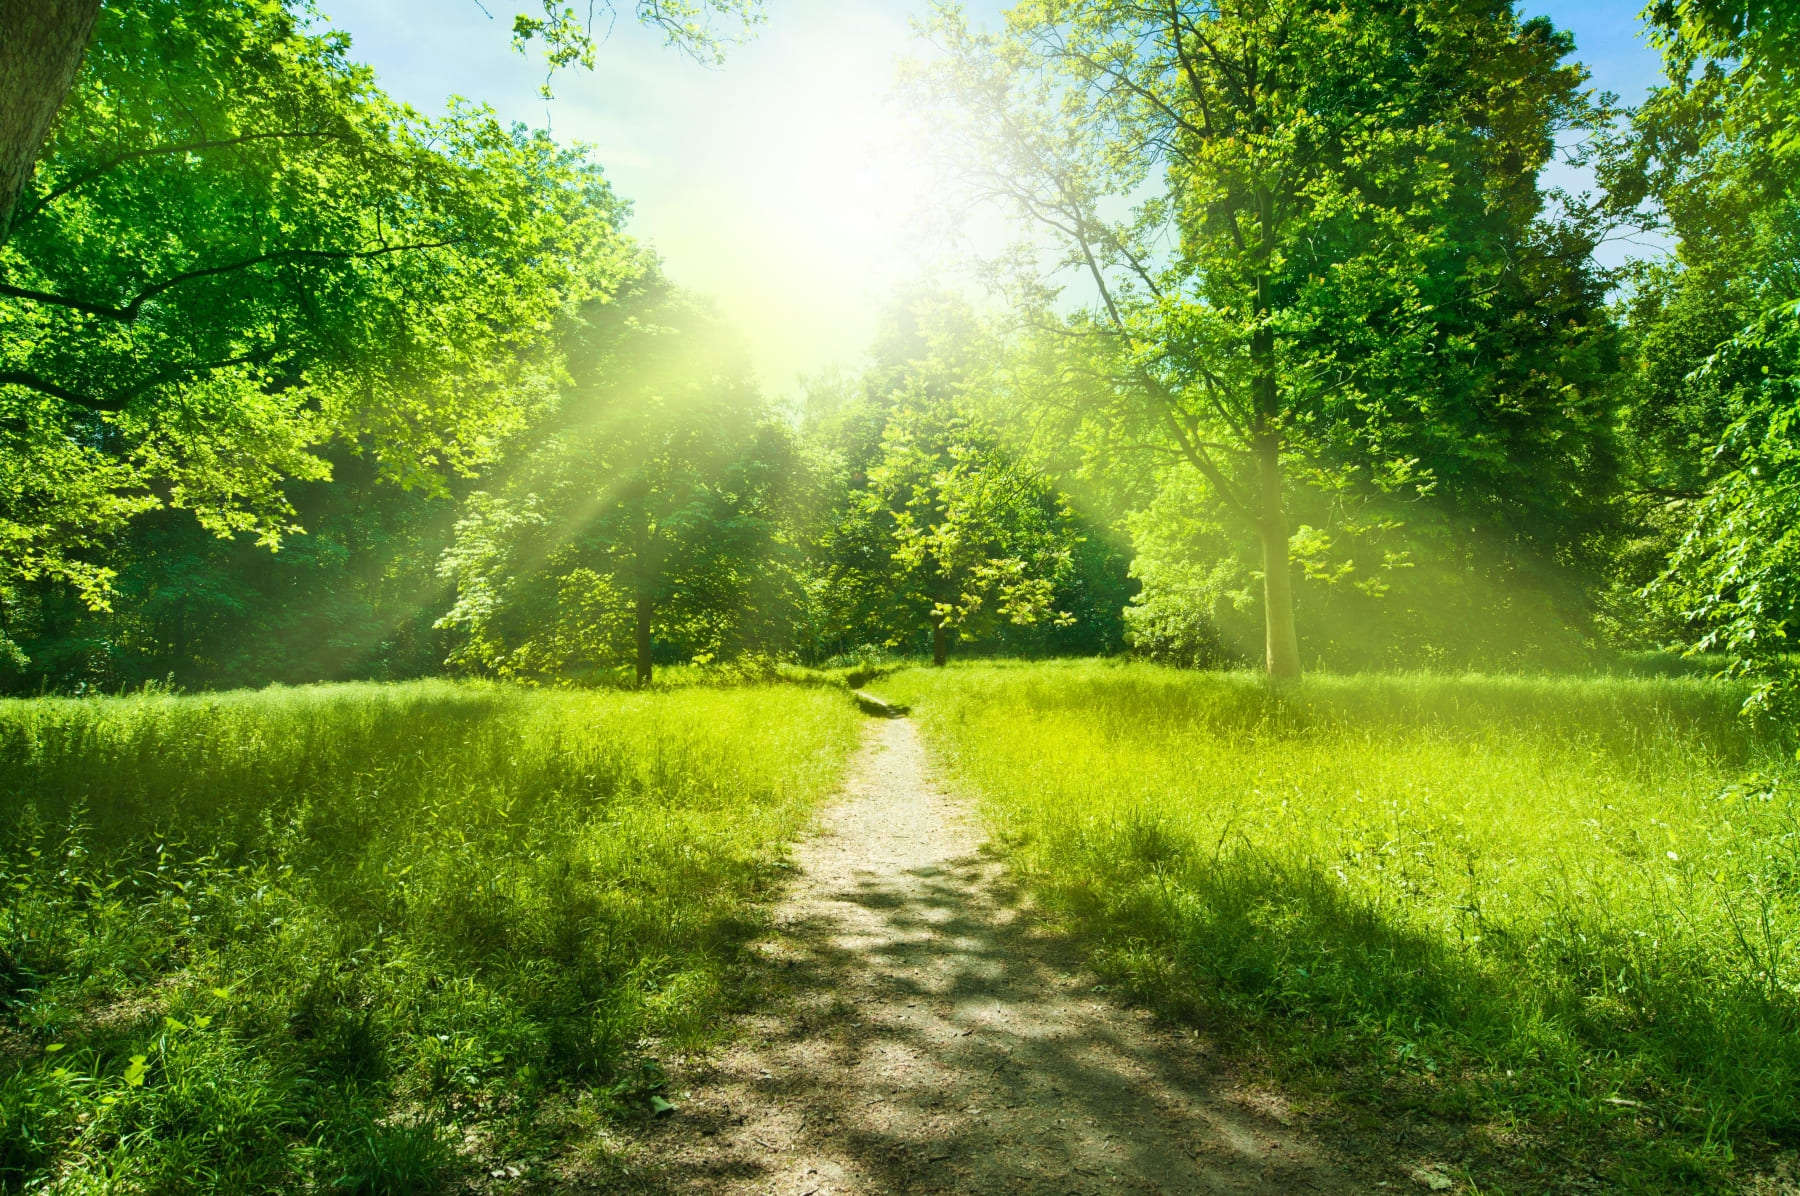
[[612, 846, 1352, 1195]]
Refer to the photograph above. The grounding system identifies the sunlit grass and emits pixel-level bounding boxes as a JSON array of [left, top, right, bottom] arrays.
[[0, 679, 860, 1192], [880, 660, 1799, 1192]]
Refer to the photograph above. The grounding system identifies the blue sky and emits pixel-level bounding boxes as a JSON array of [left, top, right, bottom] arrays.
[[322, 1, 1669, 391]]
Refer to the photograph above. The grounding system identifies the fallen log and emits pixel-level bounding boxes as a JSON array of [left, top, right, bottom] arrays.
[[851, 690, 909, 718]]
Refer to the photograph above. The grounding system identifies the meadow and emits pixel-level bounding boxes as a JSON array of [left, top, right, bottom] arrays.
[[878, 661, 1800, 1193], [0, 680, 860, 1193]]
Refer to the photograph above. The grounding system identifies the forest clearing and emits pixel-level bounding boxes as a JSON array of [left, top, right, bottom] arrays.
[[4, 0, 1800, 1190], [0, 667, 1791, 1192]]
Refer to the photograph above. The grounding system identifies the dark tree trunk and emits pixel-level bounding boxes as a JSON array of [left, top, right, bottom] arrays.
[[634, 591, 652, 688], [931, 619, 948, 668], [0, 0, 101, 246], [170, 598, 187, 676]]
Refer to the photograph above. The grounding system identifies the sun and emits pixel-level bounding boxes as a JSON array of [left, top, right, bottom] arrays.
[[737, 54, 942, 274], [660, 38, 964, 389], [590, 15, 982, 392]]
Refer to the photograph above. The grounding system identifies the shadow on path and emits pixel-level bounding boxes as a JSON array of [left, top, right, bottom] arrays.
[[591, 718, 1363, 1195]]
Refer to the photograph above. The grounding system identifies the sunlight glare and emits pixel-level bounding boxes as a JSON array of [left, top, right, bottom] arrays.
[[674, 42, 960, 390]]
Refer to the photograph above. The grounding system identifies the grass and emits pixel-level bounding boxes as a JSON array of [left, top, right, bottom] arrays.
[[0, 679, 860, 1193], [877, 659, 1800, 1193]]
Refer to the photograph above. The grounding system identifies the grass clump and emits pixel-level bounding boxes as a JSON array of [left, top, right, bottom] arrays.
[[0, 679, 858, 1192], [880, 660, 1799, 1192]]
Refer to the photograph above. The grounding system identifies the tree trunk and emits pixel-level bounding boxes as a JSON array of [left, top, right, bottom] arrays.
[[170, 598, 187, 676], [1249, 181, 1302, 685], [1256, 438, 1302, 684], [634, 591, 652, 687], [930, 618, 948, 667], [0, 0, 101, 246]]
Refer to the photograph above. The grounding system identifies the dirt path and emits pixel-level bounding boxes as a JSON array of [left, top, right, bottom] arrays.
[[611, 717, 1364, 1194]]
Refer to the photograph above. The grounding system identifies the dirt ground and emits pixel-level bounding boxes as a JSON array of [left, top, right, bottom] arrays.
[[589, 716, 1371, 1194]]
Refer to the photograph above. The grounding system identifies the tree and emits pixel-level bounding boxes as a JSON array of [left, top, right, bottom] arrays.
[[923, 0, 1610, 681], [801, 291, 1115, 666], [1599, 0, 1798, 500], [860, 398, 1077, 666], [0, 0, 761, 251], [437, 276, 804, 686], [0, 0, 628, 663], [1602, 0, 1800, 703], [0, 0, 101, 246], [1652, 301, 1800, 710]]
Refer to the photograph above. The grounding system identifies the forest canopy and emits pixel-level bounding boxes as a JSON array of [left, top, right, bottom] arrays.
[[0, 0, 1794, 705]]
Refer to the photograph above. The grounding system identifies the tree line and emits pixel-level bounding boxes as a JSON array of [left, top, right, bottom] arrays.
[[0, 0, 1794, 701]]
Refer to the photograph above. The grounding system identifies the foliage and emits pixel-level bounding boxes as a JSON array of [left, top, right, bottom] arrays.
[[918, 0, 1618, 679], [881, 660, 1797, 1192], [861, 398, 1079, 664], [1645, 0, 1800, 166], [0, 451, 459, 694], [0, 0, 628, 653], [1599, 0, 1800, 691], [1124, 463, 1604, 672], [0, 679, 858, 1191], [509, 0, 764, 75], [436, 275, 808, 684], [1655, 300, 1800, 711], [1118, 474, 1252, 668], [803, 293, 1132, 665]]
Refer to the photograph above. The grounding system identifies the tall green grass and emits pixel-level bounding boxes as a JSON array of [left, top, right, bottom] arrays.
[[0, 680, 858, 1193], [881, 661, 1799, 1192]]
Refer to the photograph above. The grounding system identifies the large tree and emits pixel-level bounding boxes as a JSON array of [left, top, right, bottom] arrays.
[[0, 0, 101, 246], [0, 0, 760, 248], [925, 0, 1612, 680], [0, 0, 629, 661]]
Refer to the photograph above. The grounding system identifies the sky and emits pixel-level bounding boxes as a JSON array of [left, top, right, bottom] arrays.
[[322, 0, 1670, 395]]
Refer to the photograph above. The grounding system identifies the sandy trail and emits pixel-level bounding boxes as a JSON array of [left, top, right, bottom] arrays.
[[616, 716, 1361, 1194]]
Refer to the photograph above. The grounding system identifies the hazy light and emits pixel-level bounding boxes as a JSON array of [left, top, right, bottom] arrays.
[[321, 1, 1659, 391], [318, 0, 974, 393], [661, 39, 956, 391]]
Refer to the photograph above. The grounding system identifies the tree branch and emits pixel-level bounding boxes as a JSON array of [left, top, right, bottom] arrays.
[[0, 239, 463, 322], [1046, 41, 1206, 144], [0, 370, 117, 410], [0, 347, 287, 412], [11, 131, 350, 231]]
